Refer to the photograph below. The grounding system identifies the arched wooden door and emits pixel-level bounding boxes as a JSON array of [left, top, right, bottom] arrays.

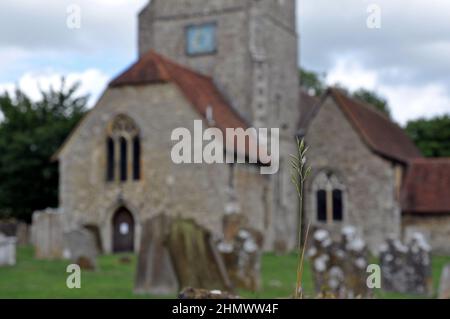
[[112, 207, 135, 253]]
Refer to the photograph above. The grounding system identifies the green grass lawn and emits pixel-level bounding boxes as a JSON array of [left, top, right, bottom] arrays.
[[0, 246, 449, 299]]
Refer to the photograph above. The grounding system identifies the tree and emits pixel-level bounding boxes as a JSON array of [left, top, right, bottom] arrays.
[[405, 115, 450, 158], [353, 88, 391, 118], [300, 69, 391, 118], [300, 68, 326, 96], [0, 80, 88, 222]]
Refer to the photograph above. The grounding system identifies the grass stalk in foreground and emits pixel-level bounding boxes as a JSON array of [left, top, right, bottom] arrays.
[[290, 138, 312, 299]]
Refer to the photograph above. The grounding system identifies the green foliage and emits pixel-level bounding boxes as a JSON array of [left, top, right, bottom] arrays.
[[300, 68, 326, 96], [0, 80, 87, 222], [300, 68, 392, 117], [1, 246, 449, 299], [405, 115, 450, 157], [353, 88, 391, 118]]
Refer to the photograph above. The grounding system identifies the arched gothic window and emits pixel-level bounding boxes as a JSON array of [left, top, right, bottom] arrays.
[[312, 171, 345, 224], [106, 114, 141, 182]]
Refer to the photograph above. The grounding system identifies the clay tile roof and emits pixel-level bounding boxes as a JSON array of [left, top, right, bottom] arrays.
[[328, 88, 422, 163], [401, 158, 450, 214], [109, 50, 267, 163], [110, 50, 250, 134]]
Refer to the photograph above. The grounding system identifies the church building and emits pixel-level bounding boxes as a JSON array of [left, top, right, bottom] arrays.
[[53, 0, 300, 253], [299, 88, 450, 254], [52, 0, 450, 255]]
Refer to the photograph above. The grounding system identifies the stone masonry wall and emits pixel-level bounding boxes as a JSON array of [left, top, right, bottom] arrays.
[[403, 214, 450, 255], [137, 0, 300, 252], [59, 84, 271, 253], [304, 96, 401, 253]]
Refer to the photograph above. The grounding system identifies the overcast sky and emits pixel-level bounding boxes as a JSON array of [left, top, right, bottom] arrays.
[[0, 0, 449, 125]]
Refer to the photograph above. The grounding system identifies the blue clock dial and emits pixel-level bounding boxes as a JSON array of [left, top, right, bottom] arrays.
[[186, 23, 217, 56]]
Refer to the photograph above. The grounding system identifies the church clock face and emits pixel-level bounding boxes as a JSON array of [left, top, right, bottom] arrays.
[[186, 23, 217, 56]]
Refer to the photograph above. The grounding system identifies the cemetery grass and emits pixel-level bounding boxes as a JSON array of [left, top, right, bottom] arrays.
[[0, 247, 449, 299]]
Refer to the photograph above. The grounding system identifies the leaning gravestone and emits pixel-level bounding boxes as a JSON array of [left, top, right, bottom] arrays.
[[135, 214, 178, 295], [308, 226, 371, 298], [64, 228, 99, 270], [167, 218, 233, 292], [439, 264, 450, 299], [379, 232, 432, 295], [32, 209, 65, 259], [0, 233, 16, 267], [217, 213, 263, 291]]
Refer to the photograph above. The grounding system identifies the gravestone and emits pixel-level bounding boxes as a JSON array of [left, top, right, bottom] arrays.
[[83, 224, 103, 253], [135, 214, 178, 295], [31, 209, 65, 259], [308, 226, 371, 298], [167, 218, 233, 292], [64, 228, 99, 270], [217, 213, 263, 291], [438, 264, 450, 299], [0, 233, 16, 267], [379, 232, 432, 295]]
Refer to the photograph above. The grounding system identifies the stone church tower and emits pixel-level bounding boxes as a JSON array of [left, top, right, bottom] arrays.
[[138, 0, 301, 251], [53, 0, 301, 254]]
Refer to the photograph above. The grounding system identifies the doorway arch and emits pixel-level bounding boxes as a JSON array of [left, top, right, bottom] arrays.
[[112, 207, 135, 253]]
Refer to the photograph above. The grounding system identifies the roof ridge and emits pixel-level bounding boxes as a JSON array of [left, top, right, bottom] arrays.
[[150, 50, 214, 82], [330, 87, 395, 126], [328, 87, 421, 162], [148, 51, 171, 80], [330, 88, 381, 155]]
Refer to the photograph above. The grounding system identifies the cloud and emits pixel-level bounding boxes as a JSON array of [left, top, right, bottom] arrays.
[[381, 84, 450, 125], [0, 69, 110, 107], [0, 0, 147, 53], [0, 0, 449, 126], [298, 0, 450, 124], [0, 1, 147, 85], [326, 58, 379, 91], [325, 57, 450, 125]]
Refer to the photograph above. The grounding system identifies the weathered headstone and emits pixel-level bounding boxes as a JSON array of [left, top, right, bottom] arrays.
[[83, 224, 103, 253], [0, 233, 16, 267], [438, 264, 450, 299], [379, 232, 432, 295], [64, 228, 99, 270], [308, 226, 371, 298], [217, 213, 263, 291], [135, 214, 178, 295], [179, 287, 239, 299], [167, 218, 233, 292], [31, 209, 64, 259]]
